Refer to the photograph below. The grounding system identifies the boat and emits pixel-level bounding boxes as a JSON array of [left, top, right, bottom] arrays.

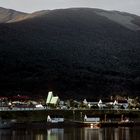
[[0, 120, 12, 129], [118, 117, 134, 127]]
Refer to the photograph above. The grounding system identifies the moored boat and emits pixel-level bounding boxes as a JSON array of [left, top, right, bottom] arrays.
[[0, 120, 12, 129]]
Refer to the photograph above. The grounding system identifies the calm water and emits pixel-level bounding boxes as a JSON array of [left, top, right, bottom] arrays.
[[0, 127, 140, 140]]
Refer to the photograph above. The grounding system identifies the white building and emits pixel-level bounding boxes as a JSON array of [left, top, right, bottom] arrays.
[[98, 99, 103, 108], [46, 91, 60, 107], [46, 91, 53, 104]]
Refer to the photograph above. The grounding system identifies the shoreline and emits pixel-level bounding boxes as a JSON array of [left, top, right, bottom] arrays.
[[1, 109, 140, 128]]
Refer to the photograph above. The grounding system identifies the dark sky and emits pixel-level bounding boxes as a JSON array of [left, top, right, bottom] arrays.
[[0, 0, 140, 15]]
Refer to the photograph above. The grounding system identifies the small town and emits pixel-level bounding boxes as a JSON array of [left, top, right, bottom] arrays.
[[0, 91, 140, 128], [0, 1, 140, 139], [0, 91, 140, 111]]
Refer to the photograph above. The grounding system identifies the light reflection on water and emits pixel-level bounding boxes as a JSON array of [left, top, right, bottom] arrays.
[[0, 127, 140, 140]]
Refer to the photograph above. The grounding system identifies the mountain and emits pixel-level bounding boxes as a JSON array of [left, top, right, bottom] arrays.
[[0, 7, 28, 23], [0, 7, 140, 99]]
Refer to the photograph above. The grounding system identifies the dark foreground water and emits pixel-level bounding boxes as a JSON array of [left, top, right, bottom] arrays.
[[0, 127, 140, 140]]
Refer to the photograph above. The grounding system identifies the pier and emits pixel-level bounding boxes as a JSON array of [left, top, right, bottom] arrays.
[[0, 108, 140, 123]]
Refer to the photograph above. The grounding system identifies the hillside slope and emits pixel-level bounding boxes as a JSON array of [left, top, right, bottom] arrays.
[[0, 8, 140, 99], [0, 7, 28, 23]]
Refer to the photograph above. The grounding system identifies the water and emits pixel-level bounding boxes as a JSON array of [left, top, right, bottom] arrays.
[[0, 127, 140, 140]]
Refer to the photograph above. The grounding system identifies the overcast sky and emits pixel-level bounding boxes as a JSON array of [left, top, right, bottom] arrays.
[[0, 0, 140, 15]]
